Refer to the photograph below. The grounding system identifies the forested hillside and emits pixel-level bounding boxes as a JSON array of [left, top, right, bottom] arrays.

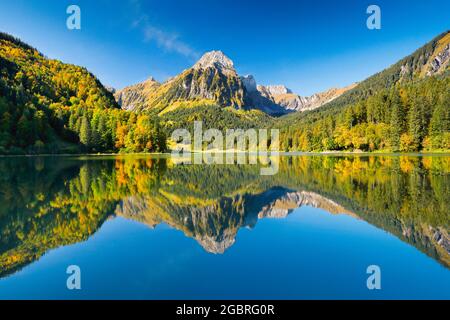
[[285, 31, 450, 118], [0, 32, 167, 154], [276, 31, 450, 152], [276, 76, 449, 152], [159, 100, 274, 135], [0, 31, 449, 154]]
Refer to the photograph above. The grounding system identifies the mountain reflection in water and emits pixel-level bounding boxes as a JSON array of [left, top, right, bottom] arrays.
[[0, 155, 449, 279]]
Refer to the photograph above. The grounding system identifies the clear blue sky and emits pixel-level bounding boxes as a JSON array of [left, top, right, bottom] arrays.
[[0, 0, 449, 95]]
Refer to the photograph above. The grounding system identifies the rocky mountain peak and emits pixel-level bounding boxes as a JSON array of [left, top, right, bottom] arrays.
[[194, 50, 235, 71], [258, 85, 292, 96], [143, 76, 157, 83], [240, 74, 257, 92]]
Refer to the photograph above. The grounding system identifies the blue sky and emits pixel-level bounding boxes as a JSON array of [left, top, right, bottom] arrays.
[[0, 0, 449, 96]]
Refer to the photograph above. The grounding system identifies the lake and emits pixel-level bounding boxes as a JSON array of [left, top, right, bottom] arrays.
[[0, 154, 449, 299]]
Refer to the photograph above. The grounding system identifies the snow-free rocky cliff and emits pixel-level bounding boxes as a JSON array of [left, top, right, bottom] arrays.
[[115, 50, 355, 115]]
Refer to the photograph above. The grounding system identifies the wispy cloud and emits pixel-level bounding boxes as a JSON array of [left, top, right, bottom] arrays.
[[143, 26, 199, 59], [129, 0, 199, 59]]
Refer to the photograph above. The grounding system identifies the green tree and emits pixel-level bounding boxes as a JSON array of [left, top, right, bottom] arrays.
[[429, 94, 450, 149], [408, 95, 427, 151], [389, 90, 406, 151], [80, 115, 92, 149], [17, 114, 32, 147]]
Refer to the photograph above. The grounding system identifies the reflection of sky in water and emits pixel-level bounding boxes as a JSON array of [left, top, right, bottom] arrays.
[[1, 206, 449, 300]]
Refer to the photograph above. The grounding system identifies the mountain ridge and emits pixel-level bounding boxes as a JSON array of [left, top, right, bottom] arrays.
[[114, 51, 355, 116], [115, 31, 449, 119], [275, 30, 450, 152], [256, 82, 357, 112], [1, 30, 449, 154], [309, 30, 450, 114]]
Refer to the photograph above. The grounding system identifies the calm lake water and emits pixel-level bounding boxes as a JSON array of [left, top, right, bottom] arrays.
[[0, 154, 449, 299]]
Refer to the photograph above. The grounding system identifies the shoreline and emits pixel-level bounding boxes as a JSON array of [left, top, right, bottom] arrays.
[[1, 150, 449, 158]]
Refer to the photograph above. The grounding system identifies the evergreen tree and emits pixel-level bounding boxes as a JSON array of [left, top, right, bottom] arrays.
[[79, 116, 91, 149], [389, 90, 406, 151], [17, 114, 32, 147], [408, 95, 427, 151], [429, 93, 450, 149]]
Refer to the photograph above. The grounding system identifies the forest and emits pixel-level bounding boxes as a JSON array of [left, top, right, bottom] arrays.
[[277, 31, 450, 152], [0, 31, 449, 154], [277, 75, 450, 152], [0, 32, 167, 155]]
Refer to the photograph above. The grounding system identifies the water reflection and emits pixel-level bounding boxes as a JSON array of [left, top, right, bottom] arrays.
[[0, 155, 449, 278]]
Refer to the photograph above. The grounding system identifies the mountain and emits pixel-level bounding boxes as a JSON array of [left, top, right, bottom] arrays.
[[0, 32, 167, 154], [115, 51, 354, 116], [255, 83, 357, 112], [116, 50, 248, 113], [114, 31, 449, 152], [304, 30, 450, 114], [114, 76, 160, 111], [276, 30, 450, 152], [239, 75, 287, 115], [0, 32, 119, 154], [1, 30, 448, 154]]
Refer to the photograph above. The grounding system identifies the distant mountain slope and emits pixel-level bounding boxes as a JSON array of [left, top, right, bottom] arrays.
[[159, 102, 274, 136], [114, 77, 160, 111], [308, 30, 450, 113], [255, 83, 357, 112], [276, 31, 450, 152]]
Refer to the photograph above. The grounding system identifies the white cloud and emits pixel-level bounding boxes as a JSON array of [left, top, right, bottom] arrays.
[[143, 26, 199, 59], [129, 0, 199, 59]]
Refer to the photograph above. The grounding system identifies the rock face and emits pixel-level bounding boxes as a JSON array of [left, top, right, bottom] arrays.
[[258, 85, 292, 96], [114, 77, 160, 111], [105, 86, 116, 94], [427, 43, 450, 75], [430, 227, 450, 255], [272, 94, 311, 112], [114, 51, 355, 115], [193, 50, 235, 74], [398, 32, 450, 78], [297, 84, 358, 111], [161, 52, 246, 109], [243, 81, 287, 115], [251, 82, 357, 113], [240, 74, 257, 92], [121, 50, 248, 112]]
